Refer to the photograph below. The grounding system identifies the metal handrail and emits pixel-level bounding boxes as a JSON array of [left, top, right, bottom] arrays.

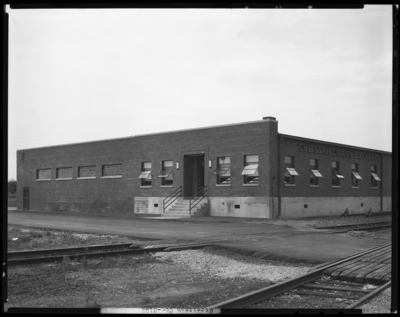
[[163, 186, 182, 214], [189, 186, 208, 215]]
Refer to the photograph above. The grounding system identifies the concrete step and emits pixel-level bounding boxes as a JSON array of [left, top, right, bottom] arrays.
[[162, 213, 191, 218], [168, 206, 202, 211], [165, 210, 191, 214], [173, 202, 207, 207]]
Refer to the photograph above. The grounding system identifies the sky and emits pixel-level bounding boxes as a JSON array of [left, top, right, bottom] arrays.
[[7, 5, 393, 180]]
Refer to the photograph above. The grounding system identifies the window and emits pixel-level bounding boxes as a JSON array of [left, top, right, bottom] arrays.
[[213, 156, 231, 185], [56, 167, 73, 179], [351, 163, 362, 187], [36, 168, 51, 180], [241, 155, 259, 184], [284, 156, 298, 185], [78, 166, 96, 178], [371, 165, 381, 188], [158, 160, 173, 186], [102, 164, 122, 177], [309, 159, 322, 185], [139, 162, 152, 186], [332, 161, 344, 186]]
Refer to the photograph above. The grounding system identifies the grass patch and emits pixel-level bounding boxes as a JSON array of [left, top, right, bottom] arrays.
[[7, 225, 143, 251]]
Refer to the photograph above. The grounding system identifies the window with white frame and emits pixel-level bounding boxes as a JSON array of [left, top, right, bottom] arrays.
[[310, 159, 322, 185], [284, 156, 298, 185], [371, 165, 381, 188], [351, 163, 362, 187], [213, 156, 231, 185], [139, 162, 152, 186], [332, 161, 344, 186], [158, 160, 173, 186], [241, 155, 259, 184]]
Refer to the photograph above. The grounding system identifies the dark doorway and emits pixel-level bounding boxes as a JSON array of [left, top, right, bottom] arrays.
[[183, 154, 205, 198], [23, 187, 29, 211]]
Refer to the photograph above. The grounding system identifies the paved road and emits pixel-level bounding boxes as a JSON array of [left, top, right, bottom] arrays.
[[8, 210, 386, 264]]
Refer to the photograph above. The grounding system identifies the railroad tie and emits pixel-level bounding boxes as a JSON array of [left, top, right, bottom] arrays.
[[353, 263, 388, 284], [364, 264, 391, 284]]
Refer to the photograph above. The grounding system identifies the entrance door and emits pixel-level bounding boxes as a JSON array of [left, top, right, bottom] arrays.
[[183, 154, 205, 198], [23, 187, 29, 211]]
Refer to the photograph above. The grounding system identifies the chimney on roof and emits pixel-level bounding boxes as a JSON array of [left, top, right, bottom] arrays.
[[263, 116, 276, 121]]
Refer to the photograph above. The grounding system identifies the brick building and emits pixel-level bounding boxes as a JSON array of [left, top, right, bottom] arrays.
[[16, 117, 392, 219]]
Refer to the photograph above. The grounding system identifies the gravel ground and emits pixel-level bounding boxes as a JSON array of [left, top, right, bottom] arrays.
[[5, 247, 313, 309], [154, 247, 311, 283], [360, 287, 392, 313]]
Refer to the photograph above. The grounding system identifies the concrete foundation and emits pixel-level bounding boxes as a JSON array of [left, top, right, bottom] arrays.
[[134, 197, 164, 214], [209, 197, 270, 218], [280, 196, 389, 218]]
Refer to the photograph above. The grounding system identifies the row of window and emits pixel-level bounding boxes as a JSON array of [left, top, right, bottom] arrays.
[[284, 156, 381, 188], [36, 165, 118, 180], [35, 155, 261, 186], [35, 155, 382, 188]]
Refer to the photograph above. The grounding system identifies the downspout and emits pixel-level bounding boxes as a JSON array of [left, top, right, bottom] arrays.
[[277, 134, 282, 218], [380, 153, 383, 212], [271, 177, 275, 218]]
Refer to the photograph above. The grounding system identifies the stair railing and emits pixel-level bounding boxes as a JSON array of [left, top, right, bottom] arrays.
[[189, 186, 208, 216], [163, 186, 182, 214]]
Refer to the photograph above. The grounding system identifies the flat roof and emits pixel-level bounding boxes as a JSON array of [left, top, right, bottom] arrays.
[[16, 119, 270, 152], [14, 118, 391, 155], [280, 134, 392, 155]]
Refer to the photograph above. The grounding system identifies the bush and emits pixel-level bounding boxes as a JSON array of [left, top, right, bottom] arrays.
[[8, 179, 17, 194]]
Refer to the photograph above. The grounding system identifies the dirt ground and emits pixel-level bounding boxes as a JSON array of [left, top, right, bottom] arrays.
[[5, 219, 393, 312], [261, 214, 392, 229]]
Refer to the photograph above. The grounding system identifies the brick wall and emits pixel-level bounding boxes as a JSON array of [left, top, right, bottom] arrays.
[[280, 136, 390, 199], [17, 120, 276, 214]]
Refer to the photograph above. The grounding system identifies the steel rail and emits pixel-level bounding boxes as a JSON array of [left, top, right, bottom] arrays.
[[8, 243, 211, 267], [315, 221, 391, 229], [345, 281, 391, 309], [8, 242, 135, 259], [332, 225, 391, 233], [309, 242, 391, 272], [208, 242, 391, 309]]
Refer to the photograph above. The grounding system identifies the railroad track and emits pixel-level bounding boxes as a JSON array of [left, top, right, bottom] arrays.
[[209, 243, 391, 310], [7, 242, 211, 266], [315, 221, 391, 232]]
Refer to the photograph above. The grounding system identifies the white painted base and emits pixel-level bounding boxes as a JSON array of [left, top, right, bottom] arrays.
[[134, 197, 164, 214], [280, 196, 391, 219], [209, 197, 271, 218]]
